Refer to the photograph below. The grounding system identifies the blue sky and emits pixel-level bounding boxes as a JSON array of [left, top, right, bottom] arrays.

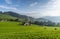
[[0, 0, 59, 18]]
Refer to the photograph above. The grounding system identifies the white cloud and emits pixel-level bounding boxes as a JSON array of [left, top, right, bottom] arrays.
[[30, 2, 38, 7], [0, 5, 21, 12], [0, 5, 16, 10], [45, 0, 60, 16], [5, 0, 12, 4], [28, 0, 60, 18]]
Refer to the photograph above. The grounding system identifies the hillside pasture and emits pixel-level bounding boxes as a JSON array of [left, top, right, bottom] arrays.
[[0, 22, 60, 39]]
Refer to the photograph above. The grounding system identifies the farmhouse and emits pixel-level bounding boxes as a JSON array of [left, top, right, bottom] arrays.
[[22, 21, 31, 26]]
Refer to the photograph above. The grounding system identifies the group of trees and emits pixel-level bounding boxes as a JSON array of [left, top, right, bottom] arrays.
[[33, 21, 56, 26], [9, 19, 19, 22], [0, 18, 20, 22]]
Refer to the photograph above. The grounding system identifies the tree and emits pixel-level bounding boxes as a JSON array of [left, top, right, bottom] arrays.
[[14, 19, 19, 22]]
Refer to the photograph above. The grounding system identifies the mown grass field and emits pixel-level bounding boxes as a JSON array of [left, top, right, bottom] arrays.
[[0, 22, 60, 39]]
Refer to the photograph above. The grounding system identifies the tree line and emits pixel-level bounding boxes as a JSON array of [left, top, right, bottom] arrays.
[[33, 20, 60, 26]]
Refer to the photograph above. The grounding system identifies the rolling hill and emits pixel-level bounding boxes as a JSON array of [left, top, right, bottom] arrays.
[[0, 11, 34, 22], [0, 13, 17, 19]]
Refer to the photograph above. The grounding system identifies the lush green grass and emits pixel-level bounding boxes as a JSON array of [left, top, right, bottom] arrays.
[[0, 22, 60, 39]]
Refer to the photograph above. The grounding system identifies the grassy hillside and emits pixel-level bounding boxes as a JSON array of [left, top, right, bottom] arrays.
[[0, 22, 60, 39], [0, 14, 17, 19]]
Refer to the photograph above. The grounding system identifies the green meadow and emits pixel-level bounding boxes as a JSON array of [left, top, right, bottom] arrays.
[[0, 22, 60, 39]]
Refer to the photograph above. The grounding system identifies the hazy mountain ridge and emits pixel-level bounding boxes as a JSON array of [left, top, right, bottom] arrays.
[[36, 18, 49, 22], [39, 16, 60, 23]]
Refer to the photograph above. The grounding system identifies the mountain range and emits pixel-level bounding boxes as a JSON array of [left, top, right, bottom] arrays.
[[0, 11, 60, 23]]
